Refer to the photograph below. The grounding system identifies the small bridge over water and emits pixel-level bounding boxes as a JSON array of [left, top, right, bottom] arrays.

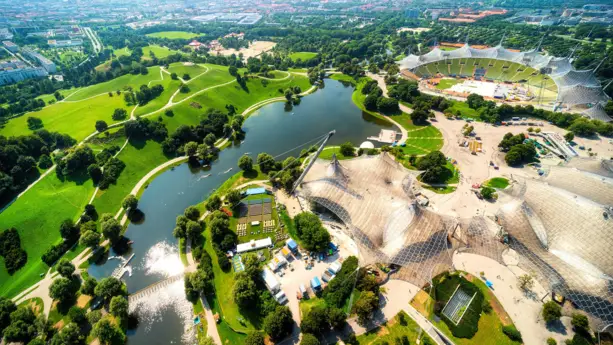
[[128, 274, 184, 305]]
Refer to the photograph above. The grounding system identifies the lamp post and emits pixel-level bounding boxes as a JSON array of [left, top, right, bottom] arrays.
[[598, 323, 613, 345]]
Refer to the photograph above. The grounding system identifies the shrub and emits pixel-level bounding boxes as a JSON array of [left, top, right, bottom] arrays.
[[502, 325, 522, 342], [542, 301, 562, 323], [571, 313, 589, 333], [547, 338, 557, 345]]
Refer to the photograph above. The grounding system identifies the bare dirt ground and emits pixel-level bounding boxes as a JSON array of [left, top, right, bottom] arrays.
[[215, 41, 276, 60]]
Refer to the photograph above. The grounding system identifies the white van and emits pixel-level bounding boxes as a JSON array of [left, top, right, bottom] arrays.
[[275, 291, 288, 304]]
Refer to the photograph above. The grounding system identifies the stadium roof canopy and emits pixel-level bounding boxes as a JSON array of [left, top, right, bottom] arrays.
[[497, 158, 613, 327], [397, 43, 611, 120]]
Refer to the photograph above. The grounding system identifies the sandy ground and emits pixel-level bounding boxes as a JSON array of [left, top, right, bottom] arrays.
[[214, 41, 276, 60]]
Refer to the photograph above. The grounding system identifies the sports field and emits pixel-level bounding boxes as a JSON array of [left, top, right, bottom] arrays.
[[415, 58, 558, 93], [146, 31, 198, 40], [289, 52, 318, 62], [436, 78, 462, 90]]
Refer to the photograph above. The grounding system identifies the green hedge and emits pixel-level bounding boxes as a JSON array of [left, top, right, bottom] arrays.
[[433, 273, 484, 339]]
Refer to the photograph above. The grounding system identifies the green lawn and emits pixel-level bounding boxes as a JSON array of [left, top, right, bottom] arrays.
[[319, 146, 355, 160], [436, 78, 462, 90], [133, 75, 182, 117], [356, 311, 435, 345], [146, 31, 198, 40], [92, 138, 170, 215], [229, 191, 281, 245], [142, 45, 180, 60], [299, 297, 327, 317], [484, 177, 509, 189], [288, 52, 318, 62], [67, 66, 162, 101], [1, 95, 130, 142], [0, 172, 94, 298], [448, 100, 480, 119], [112, 47, 131, 58]]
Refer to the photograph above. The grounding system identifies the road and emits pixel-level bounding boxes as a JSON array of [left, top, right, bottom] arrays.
[[83, 27, 102, 54]]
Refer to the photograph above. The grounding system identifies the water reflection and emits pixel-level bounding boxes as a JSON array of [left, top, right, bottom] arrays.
[[141, 241, 184, 278], [128, 279, 195, 345]]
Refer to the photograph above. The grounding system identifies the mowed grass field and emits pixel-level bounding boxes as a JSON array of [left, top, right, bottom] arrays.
[[146, 31, 198, 40], [165, 73, 311, 131], [133, 75, 181, 116], [166, 62, 207, 79], [142, 45, 181, 60], [436, 78, 462, 90], [289, 52, 318, 62], [0, 172, 94, 297], [1, 95, 130, 142]]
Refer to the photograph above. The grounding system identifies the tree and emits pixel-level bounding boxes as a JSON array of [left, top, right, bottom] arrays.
[[122, 194, 138, 211], [467, 94, 485, 109], [301, 334, 320, 345], [328, 307, 347, 329], [517, 274, 534, 291], [564, 132, 575, 142], [205, 195, 221, 211], [238, 155, 253, 171], [204, 133, 217, 147], [229, 66, 238, 76], [59, 219, 79, 240], [112, 108, 128, 121], [199, 336, 215, 345], [284, 89, 294, 101], [339, 142, 355, 157], [186, 220, 202, 240], [571, 313, 589, 333], [92, 319, 125, 345], [88, 164, 103, 183], [354, 291, 379, 324], [376, 97, 399, 113], [233, 272, 258, 309], [263, 306, 293, 340], [109, 296, 128, 318], [183, 73, 191, 81], [244, 332, 265, 345], [101, 218, 121, 242], [542, 301, 562, 323], [417, 151, 447, 183], [480, 186, 496, 200], [56, 259, 75, 278], [184, 206, 200, 220], [95, 277, 125, 301], [410, 109, 430, 124], [547, 338, 557, 345], [49, 277, 76, 303], [184, 141, 198, 157], [226, 189, 242, 206], [171, 72, 178, 80], [363, 94, 378, 111], [68, 306, 87, 324], [80, 230, 101, 248], [38, 154, 53, 169], [257, 153, 276, 173], [0, 297, 17, 335], [165, 109, 174, 117], [81, 277, 98, 296], [294, 212, 330, 252], [27, 117, 43, 130], [301, 306, 329, 334], [95, 120, 108, 132]]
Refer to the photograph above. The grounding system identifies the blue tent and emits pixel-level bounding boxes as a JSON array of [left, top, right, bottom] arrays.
[[311, 276, 322, 290], [287, 239, 298, 252]]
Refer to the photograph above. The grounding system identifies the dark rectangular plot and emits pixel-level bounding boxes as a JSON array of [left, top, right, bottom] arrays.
[[249, 204, 262, 215], [238, 204, 248, 217], [263, 203, 272, 215]]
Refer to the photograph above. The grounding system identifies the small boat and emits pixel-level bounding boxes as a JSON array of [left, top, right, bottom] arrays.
[[244, 152, 251, 155], [224, 168, 233, 174], [127, 240, 134, 245]]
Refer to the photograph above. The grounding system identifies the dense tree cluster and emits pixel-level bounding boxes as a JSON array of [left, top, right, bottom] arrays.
[[0, 131, 75, 201], [416, 151, 449, 183], [41, 218, 81, 266], [0, 228, 27, 274], [300, 305, 347, 336], [0, 78, 65, 119], [208, 211, 237, 270], [56, 145, 96, 178], [293, 212, 330, 252], [263, 306, 294, 341], [123, 117, 168, 141], [323, 256, 359, 307], [162, 109, 234, 157], [498, 133, 536, 166]]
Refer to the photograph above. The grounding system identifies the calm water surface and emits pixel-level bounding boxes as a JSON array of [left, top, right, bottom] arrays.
[[89, 79, 396, 344]]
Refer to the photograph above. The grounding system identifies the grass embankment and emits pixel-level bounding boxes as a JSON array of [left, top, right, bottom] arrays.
[[67, 66, 163, 100], [146, 31, 198, 40], [411, 272, 520, 345], [0, 95, 130, 142], [330, 73, 357, 84], [166, 62, 207, 79], [356, 311, 435, 345], [289, 52, 318, 62], [142, 45, 181, 60], [171, 64, 235, 103], [133, 76, 182, 116], [484, 177, 509, 189], [318, 147, 354, 160], [0, 172, 94, 298]]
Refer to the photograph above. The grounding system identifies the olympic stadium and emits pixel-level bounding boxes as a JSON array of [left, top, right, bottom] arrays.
[[397, 40, 612, 122], [295, 153, 613, 328]]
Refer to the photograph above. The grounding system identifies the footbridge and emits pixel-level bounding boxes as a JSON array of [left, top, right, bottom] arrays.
[[128, 274, 184, 305]]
